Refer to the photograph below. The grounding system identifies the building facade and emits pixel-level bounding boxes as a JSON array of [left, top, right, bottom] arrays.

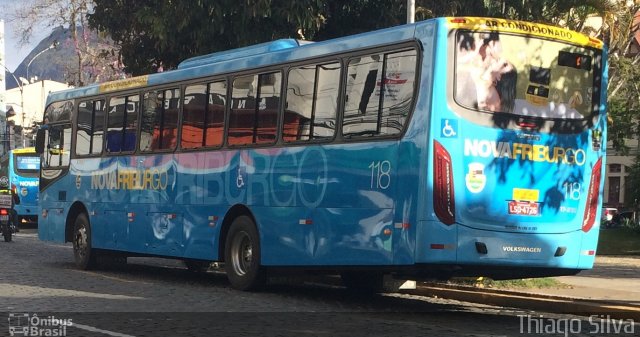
[[3, 79, 71, 150]]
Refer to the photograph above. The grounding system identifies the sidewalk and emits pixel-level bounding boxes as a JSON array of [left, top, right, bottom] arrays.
[[519, 256, 640, 306]]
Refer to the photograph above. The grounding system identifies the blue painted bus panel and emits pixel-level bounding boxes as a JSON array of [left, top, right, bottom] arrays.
[[37, 18, 607, 276], [56, 144, 407, 265]]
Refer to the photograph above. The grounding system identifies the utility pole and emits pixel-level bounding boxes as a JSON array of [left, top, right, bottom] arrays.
[[26, 42, 57, 83], [407, 0, 415, 24], [0, 19, 6, 155]]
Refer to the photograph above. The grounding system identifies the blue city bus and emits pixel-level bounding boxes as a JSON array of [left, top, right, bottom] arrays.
[[0, 147, 40, 225], [36, 17, 607, 291]]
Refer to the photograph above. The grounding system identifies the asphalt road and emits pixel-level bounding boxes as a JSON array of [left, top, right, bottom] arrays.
[[0, 229, 636, 337]]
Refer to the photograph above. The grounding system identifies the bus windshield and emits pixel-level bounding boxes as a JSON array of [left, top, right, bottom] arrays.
[[454, 30, 598, 119], [15, 155, 40, 176]]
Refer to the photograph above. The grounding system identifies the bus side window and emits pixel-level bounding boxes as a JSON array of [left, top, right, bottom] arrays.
[[140, 90, 161, 152], [107, 97, 125, 153], [343, 54, 384, 137], [43, 124, 72, 168], [181, 81, 226, 149], [182, 85, 207, 149], [76, 99, 105, 156], [256, 72, 280, 144], [124, 95, 139, 152], [285, 62, 339, 142], [162, 88, 180, 150], [229, 72, 280, 146], [342, 49, 417, 138], [141, 88, 180, 152], [206, 82, 226, 147], [107, 95, 139, 153]]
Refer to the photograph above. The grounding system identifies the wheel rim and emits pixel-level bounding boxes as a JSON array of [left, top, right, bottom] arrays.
[[74, 225, 88, 259], [230, 230, 253, 276]]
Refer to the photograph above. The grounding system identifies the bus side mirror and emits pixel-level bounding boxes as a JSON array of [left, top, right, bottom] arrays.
[[35, 128, 46, 154]]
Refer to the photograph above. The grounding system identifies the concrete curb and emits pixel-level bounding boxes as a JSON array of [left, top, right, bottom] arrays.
[[403, 283, 640, 321]]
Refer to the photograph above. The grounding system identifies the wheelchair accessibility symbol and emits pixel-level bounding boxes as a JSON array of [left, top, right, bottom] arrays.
[[441, 119, 458, 138], [236, 167, 245, 188]]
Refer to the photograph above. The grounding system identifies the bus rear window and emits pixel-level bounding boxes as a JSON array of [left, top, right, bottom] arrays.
[[454, 30, 598, 120]]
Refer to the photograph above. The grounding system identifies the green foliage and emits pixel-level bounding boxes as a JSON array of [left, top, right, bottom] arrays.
[[621, 217, 640, 233], [89, 0, 323, 75], [449, 276, 568, 289], [598, 227, 640, 254], [485, 277, 568, 289], [624, 158, 640, 209], [602, 3, 640, 155], [89, 0, 620, 76], [313, 0, 405, 41]]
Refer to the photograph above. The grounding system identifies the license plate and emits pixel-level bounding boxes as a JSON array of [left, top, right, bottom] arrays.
[[0, 215, 8, 222], [508, 201, 539, 216]]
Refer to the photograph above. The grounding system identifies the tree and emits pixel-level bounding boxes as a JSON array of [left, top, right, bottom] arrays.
[[5, 0, 124, 86], [599, 2, 640, 157], [312, 0, 405, 41], [90, 0, 615, 74], [88, 0, 324, 75]]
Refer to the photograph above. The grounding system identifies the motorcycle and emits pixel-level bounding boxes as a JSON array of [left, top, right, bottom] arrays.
[[0, 190, 19, 242]]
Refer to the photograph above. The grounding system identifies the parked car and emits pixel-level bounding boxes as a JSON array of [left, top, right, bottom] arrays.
[[610, 211, 637, 228], [601, 207, 618, 227]]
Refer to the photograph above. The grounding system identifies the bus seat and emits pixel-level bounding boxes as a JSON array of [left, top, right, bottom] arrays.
[[106, 130, 122, 152]]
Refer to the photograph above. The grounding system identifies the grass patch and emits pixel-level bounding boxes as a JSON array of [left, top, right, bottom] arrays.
[[485, 277, 568, 289], [597, 228, 640, 255], [448, 277, 568, 289]]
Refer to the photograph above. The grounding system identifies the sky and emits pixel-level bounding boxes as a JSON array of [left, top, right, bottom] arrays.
[[1, 1, 50, 72]]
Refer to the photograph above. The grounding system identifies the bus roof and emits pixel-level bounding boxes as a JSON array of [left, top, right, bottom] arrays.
[[45, 20, 427, 104], [177, 39, 311, 69], [45, 16, 602, 105]]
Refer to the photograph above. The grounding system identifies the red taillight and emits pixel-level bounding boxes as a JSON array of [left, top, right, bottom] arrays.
[[582, 157, 602, 232], [433, 140, 455, 225], [0, 209, 7, 216]]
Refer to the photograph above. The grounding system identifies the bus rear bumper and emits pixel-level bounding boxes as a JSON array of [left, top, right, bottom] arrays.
[[417, 220, 596, 270], [455, 225, 594, 269]]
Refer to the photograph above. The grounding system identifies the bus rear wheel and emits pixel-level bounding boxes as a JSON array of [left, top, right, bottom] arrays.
[[73, 213, 97, 270], [224, 216, 265, 291]]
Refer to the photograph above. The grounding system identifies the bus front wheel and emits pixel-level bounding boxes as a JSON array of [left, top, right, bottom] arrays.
[[224, 216, 265, 291], [73, 213, 97, 270]]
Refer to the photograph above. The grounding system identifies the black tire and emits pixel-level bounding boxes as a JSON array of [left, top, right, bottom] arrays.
[[72, 213, 97, 270], [224, 216, 265, 291], [184, 260, 211, 273], [2, 223, 11, 242], [341, 271, 384, 293]]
